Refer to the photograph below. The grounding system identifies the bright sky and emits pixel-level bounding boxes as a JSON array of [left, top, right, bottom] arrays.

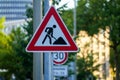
[[56, 0, 75, 9]]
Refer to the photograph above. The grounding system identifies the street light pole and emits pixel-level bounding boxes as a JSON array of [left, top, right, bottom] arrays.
[[73, 0, 77, 80], [73, 0, 77, 37]]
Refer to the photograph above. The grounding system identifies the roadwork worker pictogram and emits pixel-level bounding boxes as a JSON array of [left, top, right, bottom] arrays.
[[42, 25, 56, 44]]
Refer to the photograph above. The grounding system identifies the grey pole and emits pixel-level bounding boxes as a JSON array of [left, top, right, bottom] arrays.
[[73, 0, 76, 37], [74, 0, 77, 80], [43, 0, 51, 80], [44, 0, 49, 14], [44, 1, 54, 80], [33, 0, 43, 80]]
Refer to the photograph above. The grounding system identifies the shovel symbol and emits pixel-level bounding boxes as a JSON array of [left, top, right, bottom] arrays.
[[42, 25, 67, 45]]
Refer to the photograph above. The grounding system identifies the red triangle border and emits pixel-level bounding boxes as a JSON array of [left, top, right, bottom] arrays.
[[26, 6, 78, 52]]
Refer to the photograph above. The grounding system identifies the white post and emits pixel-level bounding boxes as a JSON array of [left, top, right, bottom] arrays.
[[33, 0, 43, 80]]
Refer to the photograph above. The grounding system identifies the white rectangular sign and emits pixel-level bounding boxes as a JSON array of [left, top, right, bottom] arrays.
[[53, 65, 68, 77]]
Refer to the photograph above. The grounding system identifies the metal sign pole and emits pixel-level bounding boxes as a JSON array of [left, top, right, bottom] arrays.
[[44, 0, 54, 80], [33, 0, 43, 80], [44, 52, 53, 80]]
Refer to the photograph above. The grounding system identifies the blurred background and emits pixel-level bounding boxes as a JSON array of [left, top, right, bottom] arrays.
[[0, 0, 120, 80]]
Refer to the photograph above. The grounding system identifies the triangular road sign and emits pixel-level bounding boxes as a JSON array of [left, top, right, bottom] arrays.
[[26, 6, 78, 52]]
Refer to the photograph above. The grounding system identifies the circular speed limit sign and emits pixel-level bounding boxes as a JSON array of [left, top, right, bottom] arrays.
[[52, 52, 68, 65]]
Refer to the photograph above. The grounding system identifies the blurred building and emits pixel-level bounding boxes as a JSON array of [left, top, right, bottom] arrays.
[[0, 0, 32, 21], [76, 27, 113, 80], [4, 19, 32, 34]]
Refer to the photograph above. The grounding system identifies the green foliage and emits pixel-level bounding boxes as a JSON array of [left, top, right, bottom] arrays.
[[76, 0, 120, 79], [9, 27, 33, 80], [7, 7, 33, 80], [77, 0, 120, 41], [109, 48, 115, 72], [61, 10, 74, 35], [24, 7, 33, 41], [0, 7, 33, 80], [77, 53, 99, 80], [52, 0, 68, 12], [0, 17, 15, 79], [52, 0, 61, 5], [0, 17, 5, 29]]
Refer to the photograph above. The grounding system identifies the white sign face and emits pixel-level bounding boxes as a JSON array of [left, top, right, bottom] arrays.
[[52, 52, 68, 65], [53, 65, 68, 77], [35, 16, 70, 46]]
